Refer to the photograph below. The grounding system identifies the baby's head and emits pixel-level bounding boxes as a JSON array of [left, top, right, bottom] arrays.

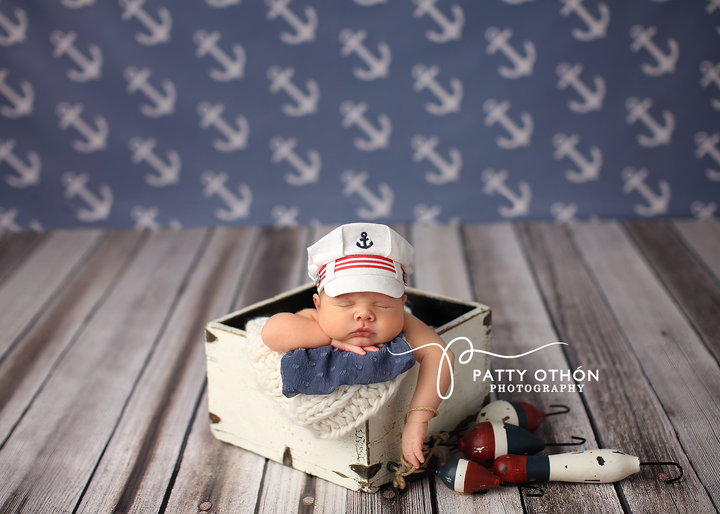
[[307, 223, 415, 346]]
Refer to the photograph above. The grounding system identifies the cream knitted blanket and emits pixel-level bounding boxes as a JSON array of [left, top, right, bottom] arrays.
[[244, 317, 406, 439]]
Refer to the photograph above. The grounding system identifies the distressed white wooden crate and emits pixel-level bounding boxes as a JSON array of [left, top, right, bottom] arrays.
[[204, 283, 491, 493]]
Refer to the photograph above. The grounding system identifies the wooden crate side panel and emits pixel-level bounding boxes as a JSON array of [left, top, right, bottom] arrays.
[[206, 322, 376, 492]]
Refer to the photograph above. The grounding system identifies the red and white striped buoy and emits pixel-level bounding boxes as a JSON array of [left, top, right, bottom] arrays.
[[436, 458, 501, 494], [477, 400, 547, 433], [458, 421, 546, 466], [493, 449, 641, 484]]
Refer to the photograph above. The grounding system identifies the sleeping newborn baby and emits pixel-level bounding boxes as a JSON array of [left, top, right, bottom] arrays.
[[262, 223, 454, 469]]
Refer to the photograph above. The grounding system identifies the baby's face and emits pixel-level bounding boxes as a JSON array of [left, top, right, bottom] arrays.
[[314, 291, 406, 347]]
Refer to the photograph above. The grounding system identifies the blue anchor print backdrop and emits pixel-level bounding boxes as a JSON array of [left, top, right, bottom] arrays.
[[0, 0, 718, 230]]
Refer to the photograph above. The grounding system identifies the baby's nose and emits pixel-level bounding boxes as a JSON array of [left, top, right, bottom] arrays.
[[355, 307, 374, 320]]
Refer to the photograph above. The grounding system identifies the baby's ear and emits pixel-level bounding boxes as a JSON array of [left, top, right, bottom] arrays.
[[313, 293, 321, 309], [401, 294, 407, 305]]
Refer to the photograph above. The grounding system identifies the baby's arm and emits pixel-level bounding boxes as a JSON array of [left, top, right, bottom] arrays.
[[261, 309, 331, 353], [401, 312, 455, 469]]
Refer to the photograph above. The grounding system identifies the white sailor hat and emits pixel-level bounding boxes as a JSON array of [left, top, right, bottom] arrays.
[[307, 223, 415, 298]]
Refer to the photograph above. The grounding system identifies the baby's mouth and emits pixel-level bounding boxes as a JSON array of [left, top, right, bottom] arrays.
[[352, 328, 375, 337]]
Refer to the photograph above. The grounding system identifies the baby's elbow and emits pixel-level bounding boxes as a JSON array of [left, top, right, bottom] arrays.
[[261, 315, 284, 352]]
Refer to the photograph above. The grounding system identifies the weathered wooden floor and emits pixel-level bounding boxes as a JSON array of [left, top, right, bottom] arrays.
[[0, 220, 718, 514]]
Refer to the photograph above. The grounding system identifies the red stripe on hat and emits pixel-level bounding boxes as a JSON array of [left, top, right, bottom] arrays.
[[335, 255, 396, 272]]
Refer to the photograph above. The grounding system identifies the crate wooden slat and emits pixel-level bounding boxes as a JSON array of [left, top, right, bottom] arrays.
[[517, 222, 715, 514]]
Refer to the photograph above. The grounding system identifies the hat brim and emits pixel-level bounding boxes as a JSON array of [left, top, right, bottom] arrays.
[[322, 275, 405, 298]]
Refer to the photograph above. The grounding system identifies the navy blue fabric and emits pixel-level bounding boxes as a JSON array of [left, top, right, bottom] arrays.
[[280, 332, 415, 397]]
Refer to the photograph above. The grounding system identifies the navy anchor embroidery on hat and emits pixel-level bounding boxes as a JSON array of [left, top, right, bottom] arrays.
[[356, 231, 373, 249]]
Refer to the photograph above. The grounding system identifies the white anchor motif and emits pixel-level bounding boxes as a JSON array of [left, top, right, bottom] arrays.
[[0, 3, 27, 46], [412, 64, 463, 115], [551, 202, 578, 223], [481, 168, 531, 218], [556, 62, 605, 113], [560, 0, 610, 42], [485, 27, 536, 79], [124, 66, 176, 117], [691, 201, 717, 221], [119, 0, 172, 45], [56, 102, 108, 153], [339, 29, 391, 81], [700, 61, 720, 109], [694, 132, 720, 181], [625, 97, 674, 148], [62, 172, 113, 222], [412, 0, 463, 43], [201, 170, 252, 221], [630, 25, 679, 77], [272, 205, 300, 227], [269, 136, 321, 186], [411, 135, 462, 184], [131, 206, 181, 230], [0, 207, 22, 231], [621, 167, 670, 217], [197, 102, 249, 152], [0, 69, 33, 118], [128, 137, 181, 187], [0, 138, 40, 188], [267, 66, 319, 117], [61, 0, 95, 8], [265, 0, 317, 45], [340, 101, 392, 151], [484, 99, 533, 149], [414, 204, 442, 224], [206, 0, 241, 6], [553, 133, 602, 183], [194, 30, 246, 82], [341, 170, 393, 219], [50, 31, 102, 82]]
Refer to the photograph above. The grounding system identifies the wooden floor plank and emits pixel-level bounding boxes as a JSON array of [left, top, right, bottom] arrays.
[[0, 229, 208, 514], [164, 227, 311, 513], [75, 227, 259, 514], [409, 223, 523, 514], [0, 230, 144, 445], [570, 221, 720, 510], [517, 222, 716, 514], [409, 224, 474, 301], [624, 221, 720, 364], [461, 223, 622, 514], [0, 230, 102, 360], [672, 219, 720, 281], [0, 231, 46, 287]]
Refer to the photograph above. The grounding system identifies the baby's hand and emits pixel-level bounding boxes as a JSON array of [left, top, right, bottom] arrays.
[[330, 340, 383, 355], [402, 419, 429, 469]]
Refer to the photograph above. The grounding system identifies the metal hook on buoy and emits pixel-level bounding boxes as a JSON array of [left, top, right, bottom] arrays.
[[544, 435, 586, 447], [640, 461, 684, 484], [545, 404, 570, 417]]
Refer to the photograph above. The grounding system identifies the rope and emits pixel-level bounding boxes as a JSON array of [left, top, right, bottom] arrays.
[[392, 431, 451, 490]]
